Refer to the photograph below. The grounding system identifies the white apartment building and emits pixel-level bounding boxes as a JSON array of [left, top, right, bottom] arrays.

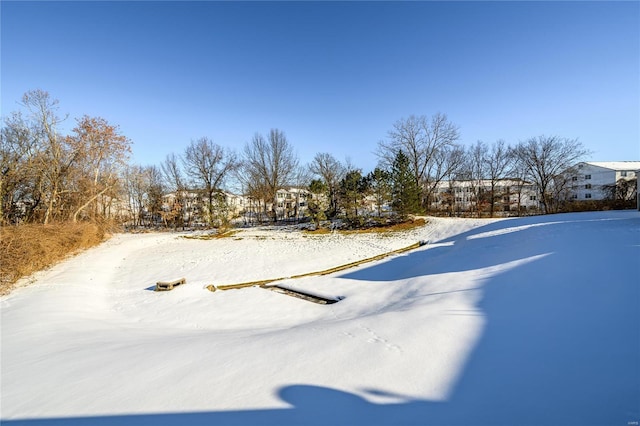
[[430, 179, 540, 215], [242, 187, 311, 223], [162, 190, 248, 225], [570, 162, 640, 201], [274, 187, 310, 220]]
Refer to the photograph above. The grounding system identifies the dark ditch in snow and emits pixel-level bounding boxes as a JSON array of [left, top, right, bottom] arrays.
[[263, 285, 342, 305]]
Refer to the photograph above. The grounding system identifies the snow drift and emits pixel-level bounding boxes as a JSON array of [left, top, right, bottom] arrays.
[[1, 211, 638, 425]]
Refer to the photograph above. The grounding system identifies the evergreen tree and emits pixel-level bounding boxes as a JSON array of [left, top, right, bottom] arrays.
[[366, 168, 392, 217], [339, 169, 368, 220], [307, 179, 328, 226], [391, 150, 422, 219]]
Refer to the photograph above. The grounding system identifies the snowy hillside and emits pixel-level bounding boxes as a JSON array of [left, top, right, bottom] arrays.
[[1, 211, 638, 425]]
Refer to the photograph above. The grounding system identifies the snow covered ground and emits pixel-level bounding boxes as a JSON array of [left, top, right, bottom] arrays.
[[1, 211, 638, 425]]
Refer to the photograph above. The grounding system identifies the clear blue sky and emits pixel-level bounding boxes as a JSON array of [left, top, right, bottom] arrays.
[[2, 1, 639, 174]]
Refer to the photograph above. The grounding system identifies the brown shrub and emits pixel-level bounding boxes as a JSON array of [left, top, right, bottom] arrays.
[[0, 222, 109, 295]]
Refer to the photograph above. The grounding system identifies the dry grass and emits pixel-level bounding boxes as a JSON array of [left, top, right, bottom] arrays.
[[347, 217, 427, 234], [182, 230, 239, 240], [0, 222, 109, 296], [304, 228, 332, 235], [305, 218, 427, 235]]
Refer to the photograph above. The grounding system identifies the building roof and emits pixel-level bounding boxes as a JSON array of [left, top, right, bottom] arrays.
[[582, 161, 640, 171]]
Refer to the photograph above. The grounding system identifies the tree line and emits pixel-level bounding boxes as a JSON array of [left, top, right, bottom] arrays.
[[4, 89, 622, 228], [1, 90, 131, 225]]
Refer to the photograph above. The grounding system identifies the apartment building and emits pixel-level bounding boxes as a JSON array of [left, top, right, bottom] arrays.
[[430, 179, 540, 215], [570, 162, 640, 201]]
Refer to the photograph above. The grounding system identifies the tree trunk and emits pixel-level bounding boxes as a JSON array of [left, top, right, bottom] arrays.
[[72, 186, 111, 223], [43, 181, 58, 225]]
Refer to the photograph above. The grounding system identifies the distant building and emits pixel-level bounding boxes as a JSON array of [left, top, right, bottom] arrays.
[[570, 162, 640, 201], [162, 190, 248, 226], [241, 187, 311, 224], [225, 192, 247, 217], [429, 179, 539, 215], [274, 187, 310, 220]]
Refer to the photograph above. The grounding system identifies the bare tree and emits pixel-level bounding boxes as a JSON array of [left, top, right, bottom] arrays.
[[514, 136, 589, 214], [146, 165, 165, 226], [423, 144, 466, 212], [67, 115, 131, 223], [378, 115, 426, 184], [241, 129, 298, 222], [161, 153, 188, 228], [123, 164, 148, 227], [21, 89, 73, 224], [161, 153, 185, 192], [183, 137, 238, 227], [1, 112, 39, 224], [603, 178, 637, 202], [506, 147, 531, 215], [377, 113, 460, 209], [290, 166, 312, 222], [486, 139, 513, 217], [461, 140, 488, 216], [1, 92, 134, 225], [308, 152, 345, 218]]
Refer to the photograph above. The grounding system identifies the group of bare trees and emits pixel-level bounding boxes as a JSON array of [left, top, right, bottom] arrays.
[[146, 129, 300, 228], [512, 136, 590, 214], [3, 89, 601, 227], [122, 138, 240, 229], [376, 114, 591, 216], [1, 90, 131, 225], [240, 129, 300, 222]]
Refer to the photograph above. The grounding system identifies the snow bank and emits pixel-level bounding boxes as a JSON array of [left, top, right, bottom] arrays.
[[2, 211, 638, 425]]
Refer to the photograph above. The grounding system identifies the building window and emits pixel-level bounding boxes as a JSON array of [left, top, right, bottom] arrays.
[[621, 171, 627, 177], [585, 174, 591, 180], [571, 194, 578, 199], [530, 195, 537, 201], [585, 184, 592, 189], [572, 176, 578, 181], [585, 193, 592, 199]]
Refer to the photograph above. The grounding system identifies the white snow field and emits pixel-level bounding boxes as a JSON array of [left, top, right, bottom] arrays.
[[1, 211, 639, 425]]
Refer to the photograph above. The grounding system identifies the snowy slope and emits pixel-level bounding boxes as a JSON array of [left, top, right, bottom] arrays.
[[1, 211, 638, 425]]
